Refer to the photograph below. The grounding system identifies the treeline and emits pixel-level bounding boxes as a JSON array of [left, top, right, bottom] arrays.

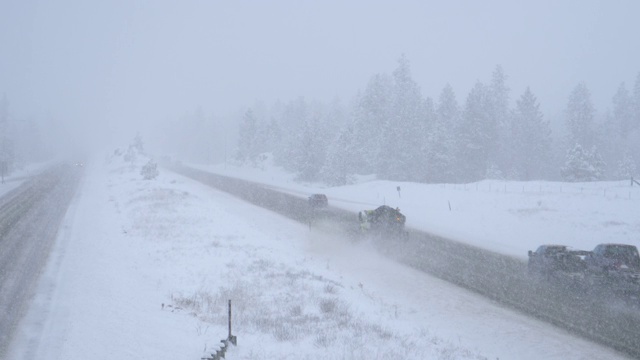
[[232, 56, 640, 185]]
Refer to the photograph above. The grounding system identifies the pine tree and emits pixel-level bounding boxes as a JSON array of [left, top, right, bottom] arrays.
[[417, 97, 436, 182], [458, 81, 495, 181], [351, 73, 393, 175], [489, 65, 512, 176], [561, 143, 590, 181], [612, 82, 634, 139], [596, 111, 623, 179], [321, 125, 357, 186], [260, 116, 279, 156], [297, 118, 321, 181], [274, 97, 308, 172], [633, 72, 640, 132], [236, 108, 259, 165], [565, 83, 595, 148], [379, 54, 427, 181], [511, 87, 552, 180], [588, 146, 606, 181], [626, 72, 640, 173], [426, 84, 459, 182]]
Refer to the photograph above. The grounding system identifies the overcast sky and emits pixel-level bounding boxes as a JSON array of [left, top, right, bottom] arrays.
[[1, 0, 639, 147]]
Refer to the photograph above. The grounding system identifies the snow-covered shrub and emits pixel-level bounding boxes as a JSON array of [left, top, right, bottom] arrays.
[[615, 152, 637, 180], [561, 143, 606, 181], [141, 159, 159, 180]]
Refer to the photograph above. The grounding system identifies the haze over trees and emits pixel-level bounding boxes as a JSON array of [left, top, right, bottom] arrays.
[[2, 55, 632, 187], [153, 55, 640, 186], [1, 53, 637, 186], [229, 56, 640, 185]]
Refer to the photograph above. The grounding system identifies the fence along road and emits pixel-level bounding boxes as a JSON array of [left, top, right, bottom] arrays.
[[0, 164, 82, 358], [169, 164, 640, 359]]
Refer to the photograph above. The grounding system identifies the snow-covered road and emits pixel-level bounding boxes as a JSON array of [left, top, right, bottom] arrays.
[[6, 154, 634, 359], [0, 165, 80, 357]]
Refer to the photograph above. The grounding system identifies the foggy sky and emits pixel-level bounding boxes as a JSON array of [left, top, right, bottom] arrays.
[[1, 0, 639, 149]]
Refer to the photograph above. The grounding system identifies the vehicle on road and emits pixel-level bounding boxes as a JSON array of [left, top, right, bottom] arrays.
[[358, 205, 407, 237], [584, 244, 640, 292], [528, 243, 640, 297], [527, 245, 589, 283], [308, 194, 328, 208]]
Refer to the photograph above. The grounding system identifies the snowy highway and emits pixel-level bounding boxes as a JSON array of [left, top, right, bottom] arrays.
[[4, 156, 636, 359], [0, 164, 81, 358], [172, 163, 640, 358]]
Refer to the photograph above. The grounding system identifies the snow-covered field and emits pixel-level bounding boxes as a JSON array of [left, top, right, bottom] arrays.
[[6, 153, 637, 359]]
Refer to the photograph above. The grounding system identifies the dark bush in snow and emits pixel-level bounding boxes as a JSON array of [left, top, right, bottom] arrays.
[[141, 160, 159, 180]]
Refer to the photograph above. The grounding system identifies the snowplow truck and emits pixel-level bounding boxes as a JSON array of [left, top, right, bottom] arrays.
[[358, 205, 406, 235]]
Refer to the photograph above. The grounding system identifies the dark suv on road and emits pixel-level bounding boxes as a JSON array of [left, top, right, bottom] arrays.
[[584, 243, 640, 287], [585, 244, 640, 271]]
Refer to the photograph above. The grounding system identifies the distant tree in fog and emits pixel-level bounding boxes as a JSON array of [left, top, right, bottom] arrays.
[[510, 87, 552, 180], [236, 108, 260, 165], [425, 84, 459, 183], [634, 73, 640, 131], [595, 111, 623, 180], [416, 97, 436, 182], [488, 65, 511, 177], [350, 73, 393, 175], [458, 81, 495, 181], [264, 116, 282, 154], [378, 55, 427, 181], [591, 82, 636, 179], [612, 83, 634, 140], [565, 83, 595, 149], [227, 59, 637, 185], [270, 98, 340, 181], [321, 125, 357, 185], [296, 109, 329, 181], [273, 97, 307, 172]]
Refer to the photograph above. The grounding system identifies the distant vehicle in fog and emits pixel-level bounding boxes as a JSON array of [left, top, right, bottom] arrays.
[[308, 194, 328, 208]]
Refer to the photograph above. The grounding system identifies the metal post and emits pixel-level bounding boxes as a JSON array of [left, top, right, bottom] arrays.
[[228, 299, 237, 346]]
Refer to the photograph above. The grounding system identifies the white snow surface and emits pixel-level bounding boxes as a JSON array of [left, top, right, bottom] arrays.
[[7, 153, 638, 360]]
